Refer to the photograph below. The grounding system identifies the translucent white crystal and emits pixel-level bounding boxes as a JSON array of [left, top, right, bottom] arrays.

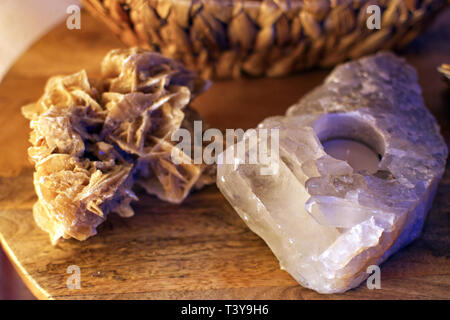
[[217, 52, 448, 293]]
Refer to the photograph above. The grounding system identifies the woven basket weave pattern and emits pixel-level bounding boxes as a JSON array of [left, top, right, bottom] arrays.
[[83, 0, 448, 78]]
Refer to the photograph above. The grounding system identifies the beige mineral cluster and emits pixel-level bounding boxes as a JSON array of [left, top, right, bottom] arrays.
[[217, 52, 448, 293], [22, 48, 212, 244]]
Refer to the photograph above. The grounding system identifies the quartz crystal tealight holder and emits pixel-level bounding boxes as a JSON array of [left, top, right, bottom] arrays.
[[217, 52, 448, 294]]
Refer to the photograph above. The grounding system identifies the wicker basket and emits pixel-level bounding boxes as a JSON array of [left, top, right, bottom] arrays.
[[83, 0, 448, 79]]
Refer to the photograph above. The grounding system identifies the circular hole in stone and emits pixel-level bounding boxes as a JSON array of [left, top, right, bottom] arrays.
[[313, 112, 385, 174], [322, 139, 381, 174]]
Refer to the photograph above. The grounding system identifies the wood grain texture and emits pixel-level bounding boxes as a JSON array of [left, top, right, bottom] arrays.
[[0, 9, 449, 300]]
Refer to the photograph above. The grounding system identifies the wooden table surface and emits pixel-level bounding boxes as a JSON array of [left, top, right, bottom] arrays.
[[0, 9, 449, 300]]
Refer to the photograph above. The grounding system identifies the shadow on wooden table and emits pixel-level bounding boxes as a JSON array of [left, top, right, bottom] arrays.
[[0, 247, 35, 299]]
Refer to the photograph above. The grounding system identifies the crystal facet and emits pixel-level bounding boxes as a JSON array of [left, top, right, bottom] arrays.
[[217, 52, 448, 293]]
